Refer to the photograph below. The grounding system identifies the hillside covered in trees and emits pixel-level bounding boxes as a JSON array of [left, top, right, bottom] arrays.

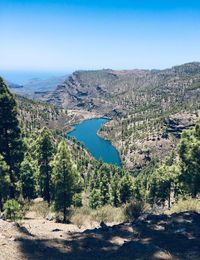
[[28, 62, 200, 170], [1, 69, 200, 212], [40, 62, 200, 114], [1, 69, 200, 259]]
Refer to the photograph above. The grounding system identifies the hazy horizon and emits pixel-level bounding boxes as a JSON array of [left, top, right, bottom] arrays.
[[0, 70, 69, 84], [1, 60, 200, 84]]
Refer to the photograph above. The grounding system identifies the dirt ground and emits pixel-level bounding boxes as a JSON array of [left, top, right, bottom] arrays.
[[0, 211, 200, 260]]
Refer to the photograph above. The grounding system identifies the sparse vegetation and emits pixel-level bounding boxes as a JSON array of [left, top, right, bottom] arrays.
[[92, 205, 124, 223], [1, 66, 200, 259], [166, 198, 200, 214], [69, 205, 124, 228], [29, 200, 50, 218], [1, 77, 200, 221]]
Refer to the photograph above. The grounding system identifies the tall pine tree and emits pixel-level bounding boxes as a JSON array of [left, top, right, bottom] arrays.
[[0, 155, 9, 211], [179, 122, 200, 197], [52, 140, 83, 222], [35, 127, 54, 204], [119, 173, 134, 204], [0, 77, 23, 198], [20, 153, 36, 200]]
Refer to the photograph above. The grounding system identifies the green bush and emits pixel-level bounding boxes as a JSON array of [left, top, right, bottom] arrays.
[[72, 193, 83, 207], [89, 189, 102, 209], [3, 200, 21, 221]]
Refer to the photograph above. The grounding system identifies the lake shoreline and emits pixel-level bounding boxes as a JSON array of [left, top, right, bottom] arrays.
[[67, 116, 111, 135], [97, 123, 123, 167], [67, 117, 122, 166]]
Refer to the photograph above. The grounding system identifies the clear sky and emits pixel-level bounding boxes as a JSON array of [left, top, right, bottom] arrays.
[[1, 0, 200, 73]]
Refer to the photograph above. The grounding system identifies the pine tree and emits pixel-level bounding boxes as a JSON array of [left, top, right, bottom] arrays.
[[52, 140, 83, 222], [0, 155, 9, 211], [0, 77, 23, 198], [20, 153, 36, 200], [92, 164, 113, 206], [89, 188, 102, 209], [119, 173, 134, 204], [35, 127, 54, 204], [99, 171, 112, 206], [148, 164, 180, 209], [179, 122, 200, 197], [111, 172, 121, 207]]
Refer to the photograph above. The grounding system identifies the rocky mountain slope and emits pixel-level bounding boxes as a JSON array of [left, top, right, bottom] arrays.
[[6, 62, 200, 170], [40, 62, 200, 114], [37, 62, 200, 169], [15, 95, 99, 135]]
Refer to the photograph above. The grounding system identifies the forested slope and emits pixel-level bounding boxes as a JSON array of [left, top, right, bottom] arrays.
[[16, 95, 68, 135], [36, 62, 200, 170], [1, 71, 200, 259], [41, 62, 200, 114]]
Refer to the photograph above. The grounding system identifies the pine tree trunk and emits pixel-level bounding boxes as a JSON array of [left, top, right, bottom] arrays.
[[63, 165, 67, 223], [45, 158, 50, 205], [9, 170, 15, 199], [0, 193, 2, 212], [5, 129, 15, 198], [168, 182, 171, 210], [63, 206, 67, 223], [192, 183, 197, 198]]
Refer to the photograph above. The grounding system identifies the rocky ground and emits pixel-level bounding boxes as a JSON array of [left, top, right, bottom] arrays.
[[0, 211, 200, 260]]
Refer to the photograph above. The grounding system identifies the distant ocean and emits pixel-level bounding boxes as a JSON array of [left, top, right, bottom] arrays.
[[0, 71, 68, 85]]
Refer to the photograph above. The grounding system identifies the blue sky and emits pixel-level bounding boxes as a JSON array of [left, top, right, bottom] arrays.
[[0, 0, 200, 73]]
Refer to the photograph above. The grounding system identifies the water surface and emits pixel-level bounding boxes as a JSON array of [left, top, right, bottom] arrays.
[[67, 118, 121, 166]]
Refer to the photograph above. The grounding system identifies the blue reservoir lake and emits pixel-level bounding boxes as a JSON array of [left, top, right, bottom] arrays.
[[67, 118, 121, 166]]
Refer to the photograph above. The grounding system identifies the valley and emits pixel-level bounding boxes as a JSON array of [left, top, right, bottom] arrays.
[[1, 63, 200, 260], [10, 62, 200, 171], [2, 1, 200, 259]]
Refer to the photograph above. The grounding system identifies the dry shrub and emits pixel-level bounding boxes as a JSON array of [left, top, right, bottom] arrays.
[[92, 205, 124, 223], [69, 205, 124, 228], [124, 201, 148, 222], [166, 198, 200, 214], [20, 200, 33, 218], [30, 201, 50, 218], [69, 207, 93, 228]]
